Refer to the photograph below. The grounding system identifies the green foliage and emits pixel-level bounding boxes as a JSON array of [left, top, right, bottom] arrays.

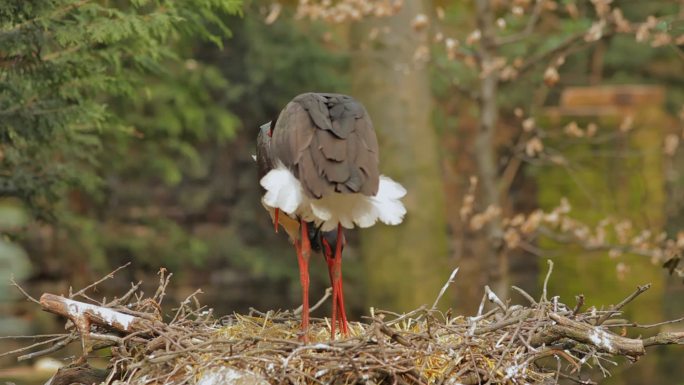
[[1, 0, 242, 270], [1, 0, 242, 217], [106, 61, 238, 185]]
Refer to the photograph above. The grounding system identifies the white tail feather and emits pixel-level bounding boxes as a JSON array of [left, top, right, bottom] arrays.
[[260, 166, 406, 231], [260, 167, 303, 214], [372, 176, 407, 226]]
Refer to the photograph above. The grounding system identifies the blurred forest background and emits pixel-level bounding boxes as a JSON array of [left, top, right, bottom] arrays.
[[1, 0, 683, 384]]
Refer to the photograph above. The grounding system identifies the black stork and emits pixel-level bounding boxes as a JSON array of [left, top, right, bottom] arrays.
[[256, 93, 406, 340]]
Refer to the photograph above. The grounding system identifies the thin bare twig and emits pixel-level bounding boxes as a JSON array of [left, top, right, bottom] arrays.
[[484, 285, 507, 312], [107, 281, 143, 307], [606, 316, 684, 329], [17, 334, 79, 362], [595, 284, 651, 326], [572, 294, 585, 316], [495, 0, 547, 46], [10, 276, 40, 305], [512, 285, 537, 306], [542, 259, 554, 302], [0, 334, 66, 340], [70, 262, 132, 299], [0, 334, 69, 358], [293, 287, 333, 316], [431, 267, 459, 310]]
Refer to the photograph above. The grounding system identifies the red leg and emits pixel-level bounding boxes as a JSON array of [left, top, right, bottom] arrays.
[[333, 224, 349, 335], [330, 277, 339, 337], [296, 220, 311, 341], [322, 239, 338, 337], [274, 208, 280, 233], [334, 259, 349, 334], [322, 226, 349, 338]]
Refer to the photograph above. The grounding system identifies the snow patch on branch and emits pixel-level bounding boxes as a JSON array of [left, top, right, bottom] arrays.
[[63, 297, 135, 331], [589, 328, 615, 353]]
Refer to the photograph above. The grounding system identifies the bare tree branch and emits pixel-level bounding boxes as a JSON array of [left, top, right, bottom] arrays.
[[595, 284, 651, 326], [495, 0, 547, 46]]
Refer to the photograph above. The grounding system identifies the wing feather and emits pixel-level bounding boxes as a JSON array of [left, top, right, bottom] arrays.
[[354, 111, 379, 195], [317, 128, 347, 161], [298, 148, 327, 198], [271, 102, 314, 167], [274, 92, 380, 199]]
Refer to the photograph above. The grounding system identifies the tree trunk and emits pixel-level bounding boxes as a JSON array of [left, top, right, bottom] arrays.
[[474, 0, 507, 298], [350, 0, 450, 311]]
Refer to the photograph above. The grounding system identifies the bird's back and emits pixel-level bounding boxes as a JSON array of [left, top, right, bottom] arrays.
[[271, 93, 380, 199]]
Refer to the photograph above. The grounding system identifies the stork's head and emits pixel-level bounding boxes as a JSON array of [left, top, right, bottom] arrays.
[[260, 121, 273, 138], [257, 121, 273, 151]]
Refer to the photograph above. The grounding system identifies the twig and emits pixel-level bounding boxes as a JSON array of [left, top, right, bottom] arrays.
[[0, 334, 70, 358], [10, 276, 41, 305], [17, 334, 79, 362], [70, 262, 131, 300], [107, 281, 143, 307], [606, 316, 684, 329], [294, 287, 332, 316], [431, 267, 459, 310], [556, 371, 597, 385], [595, 284, 651, 326], [171, 289, 203, 324], [495, 0, 546, 46], [503, 32, 586, 82], [474, 309, 534, 335], [643, 332, 684, 347], [375, 321, 414, 348], [512, 285, 537, 306], [484, 285, 507, 312], [0, 334, 66, 339], [153, 268, 172, 306], [382, 305, 427, 326], [542, 260, 554, 302], [534, 348, 581, 372], [572, 294, 585, 316]]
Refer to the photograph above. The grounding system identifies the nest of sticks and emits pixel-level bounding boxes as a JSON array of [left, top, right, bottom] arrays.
[[5, 262, 684, 385]]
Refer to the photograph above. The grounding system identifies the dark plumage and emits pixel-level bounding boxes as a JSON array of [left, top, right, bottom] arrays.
[[268, 93, 380, 198]]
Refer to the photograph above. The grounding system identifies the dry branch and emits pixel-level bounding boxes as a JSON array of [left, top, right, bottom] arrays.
[[40, 294, 153, 334], [530, 313, 644, 356]]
